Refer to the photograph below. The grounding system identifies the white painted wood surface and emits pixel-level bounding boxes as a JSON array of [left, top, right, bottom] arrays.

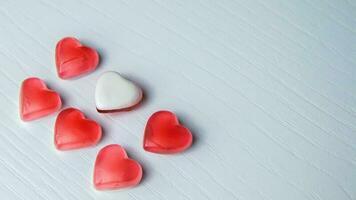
[[0, 0, 355, 199]]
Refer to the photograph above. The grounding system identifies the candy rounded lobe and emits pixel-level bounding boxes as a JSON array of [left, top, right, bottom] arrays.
[[55, 37, 99, 79], [95, 71, 143, 113], [94, 144, 142, 190], [54, 108, 102, 150], [20, 77, 62, 121], [143, 111, 193, 154]]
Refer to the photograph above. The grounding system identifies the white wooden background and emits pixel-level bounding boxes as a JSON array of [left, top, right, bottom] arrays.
[[0, 0, 355, 199]]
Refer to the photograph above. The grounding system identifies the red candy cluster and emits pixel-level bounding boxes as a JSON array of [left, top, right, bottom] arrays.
[[19, 37, 193, 190]]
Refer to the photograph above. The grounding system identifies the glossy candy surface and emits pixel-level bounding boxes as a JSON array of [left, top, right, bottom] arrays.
[[55, 37, 99, 79], [20, 77, 62, 121], [95, 71, 142, 113], [94, 144, 142, 190], [144, 111, 193, 154], [55, 108, 102, 150]]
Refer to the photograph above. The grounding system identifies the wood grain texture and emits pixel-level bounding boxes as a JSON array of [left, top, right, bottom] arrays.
[[0, 0, 355, 199]]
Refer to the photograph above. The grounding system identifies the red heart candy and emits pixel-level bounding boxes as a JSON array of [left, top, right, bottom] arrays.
[[55, 108, 102, 150], [20, 77, 62, 121], [143, 111, 193, 154], [94, 144, 142, 190], [55, 37, 99, 79]]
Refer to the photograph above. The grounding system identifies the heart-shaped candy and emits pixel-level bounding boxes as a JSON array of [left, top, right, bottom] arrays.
[[95, 71, 143, 113], [20, 77, 62, 121], [55, 37, 99, 79], [55, 108, 102, 150], [94, 144, 142, 190], [144, 111, 193, 154]]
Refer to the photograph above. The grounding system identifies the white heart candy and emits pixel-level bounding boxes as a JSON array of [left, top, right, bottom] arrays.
[[95, 71, 142, 112]]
